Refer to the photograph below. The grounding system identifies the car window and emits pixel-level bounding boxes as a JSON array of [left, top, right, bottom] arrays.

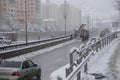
[[22, 61, 30, 69], [0, 61, 21, 68], [28, 60, 35, 67], [0, 38, 3, 40]]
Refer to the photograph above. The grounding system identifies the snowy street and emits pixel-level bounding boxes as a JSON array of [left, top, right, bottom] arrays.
[[8, 39, 82, 80]]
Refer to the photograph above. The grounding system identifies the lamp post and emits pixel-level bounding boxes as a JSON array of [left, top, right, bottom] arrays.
[[25, 0, 28, 45], [64, 0, 67, 35]]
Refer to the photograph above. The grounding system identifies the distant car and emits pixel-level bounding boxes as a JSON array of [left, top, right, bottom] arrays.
[[0, 36, 12, 44], [0, 58, 41, 80]]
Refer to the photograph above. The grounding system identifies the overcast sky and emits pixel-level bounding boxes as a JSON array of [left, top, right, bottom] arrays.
[[41, 0, 118, 19]]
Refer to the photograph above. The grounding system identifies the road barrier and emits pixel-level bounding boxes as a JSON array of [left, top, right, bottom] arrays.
[[65, 32, 118, 80], [0, 35, 73, 59], [0, 35, 73, 51]]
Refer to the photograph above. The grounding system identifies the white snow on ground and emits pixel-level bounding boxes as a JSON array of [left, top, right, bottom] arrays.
[[8, 39, 77, 60], [88, 39, 120, 80], [106, 38, 120, 80], [49, 38, 120, 80]]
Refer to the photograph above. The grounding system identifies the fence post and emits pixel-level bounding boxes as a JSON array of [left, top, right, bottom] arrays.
[[84, 63, 88, 73], [70, 53, 73, 65], [77, 71, 81, 80], [102, 39, 104, 48], [107, 37, 109, 45], [115, 33, 118, 38], [99, 41, 102, 50]]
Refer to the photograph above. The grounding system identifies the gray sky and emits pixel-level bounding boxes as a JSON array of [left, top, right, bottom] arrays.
[[41, 0, 118, 19]]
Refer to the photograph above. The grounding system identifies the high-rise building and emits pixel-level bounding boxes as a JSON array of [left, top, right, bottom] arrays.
[[41, 3, 81, 31], [15, 0, 36, 29], [0, 0, 16, 30], [0, 0, 41, 30], [0, 0, 11, 17]]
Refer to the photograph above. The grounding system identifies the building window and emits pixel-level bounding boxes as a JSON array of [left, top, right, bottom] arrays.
[[11, 9, 14, 12], [11, 14, 14, 17], [3, 3, 6, 6], [3, 8, 6, 11], [31, 3, 33, 5], [20, 3, 23, 5], [10, 4, 15, 8]]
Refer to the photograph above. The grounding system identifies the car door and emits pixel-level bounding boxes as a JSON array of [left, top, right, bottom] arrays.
[[28, 60, 37, 77], [22, 61, 31, 78]]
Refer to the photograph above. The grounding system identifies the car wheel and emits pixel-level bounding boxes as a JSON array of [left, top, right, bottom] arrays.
[[36, 69, 41, 80], [23, 76, 28, 80]]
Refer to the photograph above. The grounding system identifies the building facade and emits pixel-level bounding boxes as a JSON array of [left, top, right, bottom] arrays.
[[16, 0, 36, 29], [0, 0, 11, 17], [41, 3, 81, 31], [0, 0, 41, 30]]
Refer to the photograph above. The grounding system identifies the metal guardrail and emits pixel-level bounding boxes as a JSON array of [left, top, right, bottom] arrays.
[[0, 35, 72, 51], [65, 32, 118, 80], [0, 35, 73, 59]]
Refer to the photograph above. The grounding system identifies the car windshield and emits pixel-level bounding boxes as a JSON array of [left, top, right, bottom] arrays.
[[0, 61, 21, 68]]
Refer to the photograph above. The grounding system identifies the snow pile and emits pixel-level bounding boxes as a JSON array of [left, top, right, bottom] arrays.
[[105, 38, 120, 80], [88, 38, 120, 77], [49, 38, 120, 80], [70, 47, 80, 53]]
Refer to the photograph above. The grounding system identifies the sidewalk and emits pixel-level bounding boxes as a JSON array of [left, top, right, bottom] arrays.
[[106, 39, 120, 80], [87, 38, 120, 80]]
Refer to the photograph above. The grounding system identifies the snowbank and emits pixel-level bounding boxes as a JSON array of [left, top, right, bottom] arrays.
[[88, 38, 120, 78], [50, 38, 120, 80]]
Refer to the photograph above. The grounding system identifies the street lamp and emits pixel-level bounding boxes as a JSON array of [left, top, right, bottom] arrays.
[[62, 0, 69, 35], [25, 0, 28, 45], [64, 0, 67, 35]]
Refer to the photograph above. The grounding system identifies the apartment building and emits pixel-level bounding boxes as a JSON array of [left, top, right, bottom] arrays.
[[0, 0, 10, 17], [16, 0, 36, 29], [0, 0, 16, 21], [0, 0, 41, 30]]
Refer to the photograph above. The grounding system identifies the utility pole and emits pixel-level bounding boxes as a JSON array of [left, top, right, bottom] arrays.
[[64, 0, 67, 35], [45, 0, 50, 31], [25, 0, 28, 45]]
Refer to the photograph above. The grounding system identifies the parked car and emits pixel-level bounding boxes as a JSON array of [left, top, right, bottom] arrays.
[[0, 58, 41, 80], [0, 36, 12, 44]]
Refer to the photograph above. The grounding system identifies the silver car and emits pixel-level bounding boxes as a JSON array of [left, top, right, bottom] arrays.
[[0, 36, 12, 44], [0, 58, 41, 80]]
